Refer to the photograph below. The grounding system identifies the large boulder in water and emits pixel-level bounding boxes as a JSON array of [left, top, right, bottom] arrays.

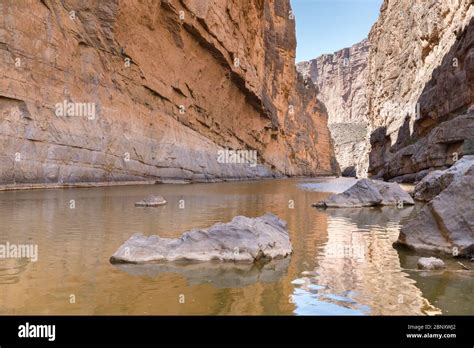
[[371, 180, 415, 206], [414, 156, 474, 202], [313, 179, 414, 208], [396, 166, 474, 257], [110, 213, 292, 264]]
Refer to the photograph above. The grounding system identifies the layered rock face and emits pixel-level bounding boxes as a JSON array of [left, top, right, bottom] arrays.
[[298, 39, 369, 125], [0, 0, 337, 185], [297, 39, 370, 177], [366, 0, 474, 181]]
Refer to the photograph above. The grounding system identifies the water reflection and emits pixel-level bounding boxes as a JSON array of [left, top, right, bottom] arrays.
[[0, 179, 467, 314], [291, 206, 441, 315], [114, 258, 290, 288]]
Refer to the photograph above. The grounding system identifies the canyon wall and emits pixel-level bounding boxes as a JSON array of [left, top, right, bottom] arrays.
[[0, 0, 338, 185], [366, 0, 474, 182], [297, 39, 370, 177]]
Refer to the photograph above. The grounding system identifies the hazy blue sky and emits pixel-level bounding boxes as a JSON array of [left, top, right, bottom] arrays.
[[291, 0, 383, 62]]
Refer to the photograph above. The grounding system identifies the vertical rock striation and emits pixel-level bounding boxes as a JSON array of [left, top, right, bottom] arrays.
[[366, 0, 474, 182], [297, 39, 370, 177], [0, 0, 338, 185]]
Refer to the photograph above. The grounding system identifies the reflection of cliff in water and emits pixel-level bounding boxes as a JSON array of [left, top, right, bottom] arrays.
[[291, 206, 441, 315], [0, 258, 30, 285]]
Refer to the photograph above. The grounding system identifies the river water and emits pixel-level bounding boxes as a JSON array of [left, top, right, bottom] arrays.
[[0, 178, 472, 315]]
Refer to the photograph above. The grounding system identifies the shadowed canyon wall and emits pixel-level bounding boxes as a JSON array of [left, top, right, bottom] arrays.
[[297, 40, 370, 177], [299, 0, 473, 182], [366, 0, 474, 181], [0, 0, 338, 185]]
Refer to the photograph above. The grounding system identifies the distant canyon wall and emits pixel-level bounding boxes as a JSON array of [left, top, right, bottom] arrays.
[[0, 0, 338, 185], [297, 39, 370, 177]]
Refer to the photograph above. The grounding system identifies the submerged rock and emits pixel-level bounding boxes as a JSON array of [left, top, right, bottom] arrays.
[[135, 195, 167, 207], [397, 167, 474, 257], [414, 156, 474, 202], [417, 257, 446, 270], [110, 213, 292, 264], [313, 179, 414, 208]]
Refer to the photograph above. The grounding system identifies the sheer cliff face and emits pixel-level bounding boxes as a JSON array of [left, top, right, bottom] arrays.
[[0, 0, 337, 185], [297, 39, 369, 125], [366, 0, 474, 181], [297, 40, 370, 176]]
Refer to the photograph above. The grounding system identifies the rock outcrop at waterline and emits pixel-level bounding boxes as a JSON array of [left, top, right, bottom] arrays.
[[396, 166, 474, 258], [313, 179, 414, 208], [0, 0, 338, 185], [413, 155, 474, 202], [366, 0, 474, 181], [110, 213, 292, 263], [135, 195, 167, 207], [297, 39, 370, 177]]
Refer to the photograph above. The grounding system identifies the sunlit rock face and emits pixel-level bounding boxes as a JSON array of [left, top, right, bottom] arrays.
[[0, 0, 338, 185], [297, 39, 370, 177], [366, 0, 474, 181]]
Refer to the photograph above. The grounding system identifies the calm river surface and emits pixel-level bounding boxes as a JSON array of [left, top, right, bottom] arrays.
[[0, 178, 472, 315]]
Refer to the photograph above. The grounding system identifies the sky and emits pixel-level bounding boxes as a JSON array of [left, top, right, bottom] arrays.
[[291, 0, 383, 62]]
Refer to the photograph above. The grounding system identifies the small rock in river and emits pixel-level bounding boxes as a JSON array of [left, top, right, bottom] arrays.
[[417, 257, 446, 270], [135, 195, 167, 207]]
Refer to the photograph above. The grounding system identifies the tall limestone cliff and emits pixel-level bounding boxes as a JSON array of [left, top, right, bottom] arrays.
[[297, 39, 370, 177], [366, 0, 474, 182], [0, 0, 338, 185]]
